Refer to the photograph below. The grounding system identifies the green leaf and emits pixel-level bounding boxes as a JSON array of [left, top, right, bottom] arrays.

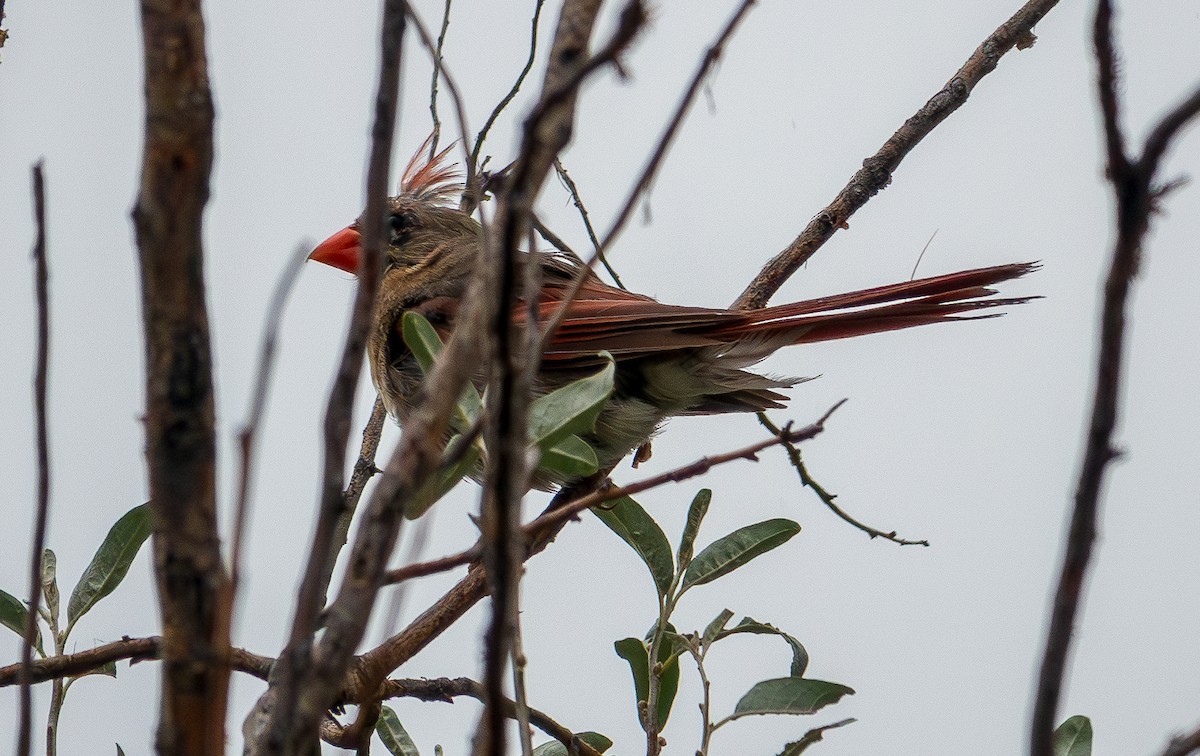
[[376, 705, 420, 755], [732, 678, 854, 718], [614, 637, 650, 729], [681, 518, 801, 592], [405, 437, 480, 519], [776, 718, 857, 755], [676, 489, 711, 572], [702, 608, 735, 646], [592, 496, 674, 599], [614, 636, 677, 731], [401, 311, 483, 430], [0, 588, 44, 656], [1053, 715, 1093, 756], [67, 503, 152, 632], [716, 617, 809, 677], [528, 357, 614, 451], [531, 732, 612, 756], [538, 434, 599, 478], [72, 660, 118, 681], [42, 548, 59, 626]]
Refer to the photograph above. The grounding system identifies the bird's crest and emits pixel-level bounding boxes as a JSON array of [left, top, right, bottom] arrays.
[[399, 135, 462, 206]]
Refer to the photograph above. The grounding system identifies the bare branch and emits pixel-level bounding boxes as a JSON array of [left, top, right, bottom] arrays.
[[1030, 4, 1200, 753], [467, 0, 548, 210], [132, 0, 227, 749], [1162, 724, 1200, 756], [525, 402, 844, 539], [733, 0, 1062, 310], [0, 636, 273, 687], [756, 413, 929, 546], [427, 0, 453, 159], [258, 0, 406, 750], [553, 158, 624, 287], [538, 0, 755, 353], [474, 1, 633, 750], [18, 160, 49, 756]]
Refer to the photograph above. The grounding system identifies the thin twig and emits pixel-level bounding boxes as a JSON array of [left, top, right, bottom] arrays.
[[0, 636, 274, 687], [538, 0, 756, 353], [510, 601, 535, 756], [18, 160, 49, 756], [1030, 3, 1200, 753], [427, 0, 453, 160], [756, 413, 929, 546], [553, 158, 624, 287], [262, 1, 406, 749], [320, 396, 389, 613], [526, 401, 844, 539], [466, 0, 548, 211], [531, 214, 584, 262], [733, 0, 1061, 310], [406, 5, 475, 209], [1162, 724, 1200, 756], [229, 242, 310, 628], [472, 2, 626, 750], [379, 677, 604, 756]]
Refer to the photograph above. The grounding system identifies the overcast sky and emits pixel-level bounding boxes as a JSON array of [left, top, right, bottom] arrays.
[[2, 1, 1199, 754]]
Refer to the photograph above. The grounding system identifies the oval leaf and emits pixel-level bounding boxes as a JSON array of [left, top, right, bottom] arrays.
[[676, 489, 712, 571], [67, 503, 152, 630], [528, 357, 614, 450], [593, 496, 674, 598], [0, 588, 44, 656], [614, 637, 650, 730], [531, 732, 612, 756], [733, 678, 854, 718], [41, 548, 60, 626], [401, 311, 483, 429], [405, 438, 480, 519], [376, 705, 420, 756], [702, 608, 735, 646], [776, 718, 856, 755], [1053, 715, 1093, 756], [538, 434, 599, 478], [682, 519, 800, 591], [716, 617, 809, 677]]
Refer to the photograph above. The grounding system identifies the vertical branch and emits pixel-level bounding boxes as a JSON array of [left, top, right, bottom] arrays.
[[260, 0, 407, 750], [131, 1, 226, 752], [474, 2, 620, 752], [1030, 2, 1200, 753], [18, 161, 49, 756]]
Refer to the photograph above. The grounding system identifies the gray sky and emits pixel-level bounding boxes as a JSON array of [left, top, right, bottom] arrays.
[[2, 1, 1198, 754]]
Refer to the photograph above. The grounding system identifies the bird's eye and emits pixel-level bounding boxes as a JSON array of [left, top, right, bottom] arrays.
[[388, 212, 418, 241]]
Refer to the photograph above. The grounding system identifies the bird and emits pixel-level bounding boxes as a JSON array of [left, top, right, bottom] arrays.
[[309, 144, 1036, 485]]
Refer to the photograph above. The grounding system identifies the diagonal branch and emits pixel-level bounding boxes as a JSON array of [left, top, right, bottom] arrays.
[[253, 1, 407, 752], [733, 0, 1062, 310]]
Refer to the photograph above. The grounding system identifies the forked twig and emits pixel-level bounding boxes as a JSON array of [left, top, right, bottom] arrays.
[[1030, 3, 1200, 753], [757, 413, 928, 546]]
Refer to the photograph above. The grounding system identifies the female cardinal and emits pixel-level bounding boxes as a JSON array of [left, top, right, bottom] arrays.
[[310, 146, 1035, 480]]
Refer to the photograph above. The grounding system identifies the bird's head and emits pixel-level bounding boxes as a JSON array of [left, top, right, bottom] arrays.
[[309, 141, 480, 283]]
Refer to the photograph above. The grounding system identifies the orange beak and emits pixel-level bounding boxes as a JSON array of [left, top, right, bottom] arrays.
[[309, 226, 362, 274]]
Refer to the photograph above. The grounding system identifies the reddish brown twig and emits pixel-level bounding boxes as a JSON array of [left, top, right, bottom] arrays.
[[733, 0, 1061, 310]]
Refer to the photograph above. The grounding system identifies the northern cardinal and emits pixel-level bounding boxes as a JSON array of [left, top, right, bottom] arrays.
[[310, 146, 1035, 481]]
